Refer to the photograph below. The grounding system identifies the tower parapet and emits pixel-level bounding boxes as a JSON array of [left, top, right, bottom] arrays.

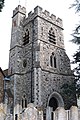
[[24, 6, 63, 29], [13, 5, 26, 17]]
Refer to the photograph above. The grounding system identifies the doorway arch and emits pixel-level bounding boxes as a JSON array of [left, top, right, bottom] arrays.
[[49, 97, 58, 111], [46, 92, 64, 120], [48, 91, 64, 110]]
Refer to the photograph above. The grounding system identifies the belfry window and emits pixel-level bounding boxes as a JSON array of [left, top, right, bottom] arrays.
[[22, 95, 27, 108], [50, 52, 57, 68], [48, 28, 56, 44], [23, 29, 29, 45]]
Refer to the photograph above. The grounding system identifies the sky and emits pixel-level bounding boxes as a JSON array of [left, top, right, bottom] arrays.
[[0, 0, 79, 70]]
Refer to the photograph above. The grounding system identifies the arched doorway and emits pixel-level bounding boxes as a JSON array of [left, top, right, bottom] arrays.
[[46, 92, 64, 120], [48, 92, 64, 110], [49, 97, 58, 111]]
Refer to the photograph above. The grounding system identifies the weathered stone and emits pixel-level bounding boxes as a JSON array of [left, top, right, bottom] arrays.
[[22, 103, 38, 120], [70, 106, 78, 120], [0, 103, 80, 120], [55, 107, 67, 120], [6, 5, 77, 119]]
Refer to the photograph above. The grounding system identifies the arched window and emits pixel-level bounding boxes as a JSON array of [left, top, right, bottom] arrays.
[[48, 28, 56, 44], [50, 52, 57, 68], [22, 95, 27, 108], [54, 56, 56, 68], [23, 29, 29, 45]]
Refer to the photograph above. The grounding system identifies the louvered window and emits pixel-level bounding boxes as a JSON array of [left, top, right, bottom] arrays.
[[23, 29, 29, 45], [48, 28, 56, 44]]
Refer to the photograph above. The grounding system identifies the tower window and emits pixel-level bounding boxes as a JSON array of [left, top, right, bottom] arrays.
[[48, 28, 56, 44], [50, 53, 57, 68], [54, 56, 57, 68], [23, 59, 27, 68], [22, 95, 27, 108], [59, 37, 62, 41], [50, 55, 53, 67], [25, 98, 27, 108], [23, 29, 29, 45], [41, 27, 43, 36]]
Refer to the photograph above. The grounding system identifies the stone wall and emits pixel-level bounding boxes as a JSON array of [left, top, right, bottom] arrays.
[[0, 72, 4, 103], [0, 69, 8, 103]]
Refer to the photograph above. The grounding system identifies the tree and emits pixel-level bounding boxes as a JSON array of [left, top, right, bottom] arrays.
[[61, 82, 77, 109], [0, 0, 5, 12], [70, 0, 80, 97]]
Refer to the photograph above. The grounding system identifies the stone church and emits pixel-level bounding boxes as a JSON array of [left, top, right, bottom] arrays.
[[4, 5, 77, 118]]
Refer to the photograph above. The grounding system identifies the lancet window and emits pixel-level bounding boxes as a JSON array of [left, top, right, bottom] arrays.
[[22, 95, 27, 108], [50, 52, 57, 68]]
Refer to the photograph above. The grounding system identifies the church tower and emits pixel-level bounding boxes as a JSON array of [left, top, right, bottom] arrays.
[[8, 5, 26, 106], [7, 5, 77, 117]]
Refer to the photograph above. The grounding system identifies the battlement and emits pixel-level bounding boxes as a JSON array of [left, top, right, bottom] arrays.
[[24, 6, 63, 29], [13, 5, 26, 17]]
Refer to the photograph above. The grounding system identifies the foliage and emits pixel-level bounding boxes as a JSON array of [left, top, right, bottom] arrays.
[[0, 0, 4, 12], [61, 83, 76, 95], [71, 26, 80, 44], [61, 82, 77, 109], [70, 0, 80, 13], [70, 0, 80, 97], [74, 64, 80, 97]]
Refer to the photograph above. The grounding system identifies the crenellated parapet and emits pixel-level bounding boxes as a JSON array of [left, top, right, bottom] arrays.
[[24, 6, 63, 29], [13, 5, 26, 17]]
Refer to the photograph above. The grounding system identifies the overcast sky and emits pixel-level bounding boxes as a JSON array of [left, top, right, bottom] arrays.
[[0, 0, 79, 70]]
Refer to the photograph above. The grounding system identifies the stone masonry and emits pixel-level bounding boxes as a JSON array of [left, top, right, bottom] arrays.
[[6, 5, 77, 118], [0, 72, 4, 103], [0, 68, 8, 103]]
